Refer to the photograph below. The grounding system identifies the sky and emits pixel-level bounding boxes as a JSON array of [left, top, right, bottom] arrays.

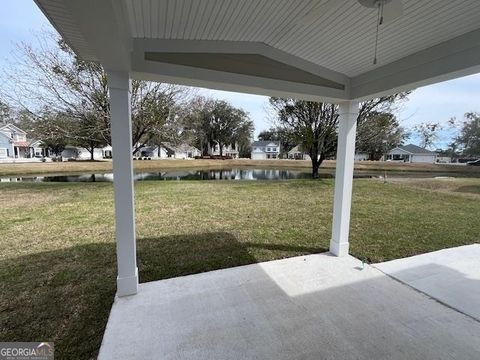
[[1, 0, 479, 148]]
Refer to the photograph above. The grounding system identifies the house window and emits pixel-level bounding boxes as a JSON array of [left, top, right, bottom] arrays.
[[267, 147, 271, 152], [272, 147, 277, 152]]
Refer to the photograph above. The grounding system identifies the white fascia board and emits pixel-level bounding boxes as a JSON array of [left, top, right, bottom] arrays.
[[131, 39, 349, 102], [63, 0, 132, 71], [350, 28, 480, 101], [0, 124, 26, 134]]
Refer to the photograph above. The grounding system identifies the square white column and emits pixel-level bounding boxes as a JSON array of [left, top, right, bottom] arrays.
[[107, 70, 138, 296], [330, 101, 359, 257]]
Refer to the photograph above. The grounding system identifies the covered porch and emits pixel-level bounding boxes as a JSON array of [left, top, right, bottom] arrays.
[[98, 252, 480, 359], [34, 0, 480, 358]]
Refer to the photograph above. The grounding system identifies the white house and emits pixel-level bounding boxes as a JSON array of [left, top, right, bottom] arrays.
[[61, 145, 108, 160], [251, 141, 280, 160], [386, 144, 437, 163], [0, 124, 42, 159], [135, 143, 200, 159], [288, 145, 310, 160], [354, 153, 369, 161], [208, 142, 239, 158]]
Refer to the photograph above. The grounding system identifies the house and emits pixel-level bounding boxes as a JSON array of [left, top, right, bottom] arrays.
[[288, 145, 310, 160], [251, 141, 280, 160], [386, 144, 437, 163], [208, 142, 239, 158], [354, 153, 369, 161], [135, 143, 200, 159], [0, 124, 41, 159], [134, 145, 167, 158], [61, 145, 107, 160]]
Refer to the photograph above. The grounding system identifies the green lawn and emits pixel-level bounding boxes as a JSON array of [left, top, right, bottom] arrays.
[[0, 178, 479, 359]]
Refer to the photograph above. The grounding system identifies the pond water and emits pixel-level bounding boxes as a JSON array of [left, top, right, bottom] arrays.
[[1, 169, 320, 183], [0, 168, 466, 183]]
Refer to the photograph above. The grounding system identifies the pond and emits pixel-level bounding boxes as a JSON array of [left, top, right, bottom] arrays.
[[0, 168, 465, 183], [1, 169, 321, 182]]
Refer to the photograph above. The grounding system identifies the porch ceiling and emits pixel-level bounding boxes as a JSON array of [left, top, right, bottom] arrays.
[[35, 0, 480, 101]]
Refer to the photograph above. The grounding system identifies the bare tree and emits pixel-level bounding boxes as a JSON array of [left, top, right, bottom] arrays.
[[1, 31, 186, 158], [414, 122, 442, 149]]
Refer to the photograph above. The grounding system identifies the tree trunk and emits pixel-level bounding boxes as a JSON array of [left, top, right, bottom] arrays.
[[90, 145, 95, 161], [219, 144, 223, 156], [312, 158, 319, 178], [310, 151, 326, 179]]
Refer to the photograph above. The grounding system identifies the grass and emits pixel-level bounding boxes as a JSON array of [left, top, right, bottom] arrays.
[[1, 158, 479, 177], [0, 177, 479, 359]]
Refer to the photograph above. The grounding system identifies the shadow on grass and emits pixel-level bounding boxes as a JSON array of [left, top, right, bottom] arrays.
[[0, 232, 325, 359], [455, 185, 480, 195]]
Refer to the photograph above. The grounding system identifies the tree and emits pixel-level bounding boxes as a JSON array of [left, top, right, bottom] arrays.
[[269, 98, 337, 178], [414, 122, 442, 149], [269, 93, 409, 178], [0, 99, 11, 125], [456, 112, 480, 156], [192, 99, 254, 156], [31, 112, 73, 156], [69, 113, 109, 160], [2, 31, 185, 155], [356, 111, 406, 160], [236, 121, 255, 158], [130, 81, 190, 154]]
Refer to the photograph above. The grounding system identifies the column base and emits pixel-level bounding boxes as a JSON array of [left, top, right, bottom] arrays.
[[117, 267, 138, 297], [329, 241, 349, 257]]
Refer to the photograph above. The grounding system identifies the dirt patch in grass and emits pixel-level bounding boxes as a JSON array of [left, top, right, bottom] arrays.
[[1, 179, 479, 358], [387, 177, 480, 199]]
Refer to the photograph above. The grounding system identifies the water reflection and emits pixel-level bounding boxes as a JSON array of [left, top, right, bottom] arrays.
[[0, 169, 463, 183], [0, 169, 322, 183]]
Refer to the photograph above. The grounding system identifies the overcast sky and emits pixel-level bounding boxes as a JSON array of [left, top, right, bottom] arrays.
[[1, 0, 479, 148]]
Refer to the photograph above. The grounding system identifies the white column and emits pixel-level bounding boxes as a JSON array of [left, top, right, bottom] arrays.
[[107, 70, 138, 296], [330, 101, 359, 257]]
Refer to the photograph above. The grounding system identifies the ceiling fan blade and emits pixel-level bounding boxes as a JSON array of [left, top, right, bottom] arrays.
[[297, 0, 337, 25], [382, 0, 403, 24]]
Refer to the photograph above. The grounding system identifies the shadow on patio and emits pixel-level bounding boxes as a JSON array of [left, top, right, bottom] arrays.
[[99, 251, 480, 360], [0, 232, 325, 359]]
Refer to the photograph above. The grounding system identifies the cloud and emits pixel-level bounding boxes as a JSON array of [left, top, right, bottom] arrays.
[[399, 73, 480, 130]]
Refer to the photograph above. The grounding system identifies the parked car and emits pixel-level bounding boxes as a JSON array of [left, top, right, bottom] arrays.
[[466, 159, 480, 166]]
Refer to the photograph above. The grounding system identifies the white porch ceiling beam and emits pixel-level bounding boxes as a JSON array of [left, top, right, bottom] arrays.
[[131, 39, 350, 103], [350, 28, 480, 100]]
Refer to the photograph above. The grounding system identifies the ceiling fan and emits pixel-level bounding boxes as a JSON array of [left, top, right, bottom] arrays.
[[297, 0, 404, 65]]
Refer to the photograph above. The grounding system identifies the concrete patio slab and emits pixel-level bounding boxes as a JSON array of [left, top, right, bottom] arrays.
[[99, 253, 480, 360], [375, 244, 480, 321]]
